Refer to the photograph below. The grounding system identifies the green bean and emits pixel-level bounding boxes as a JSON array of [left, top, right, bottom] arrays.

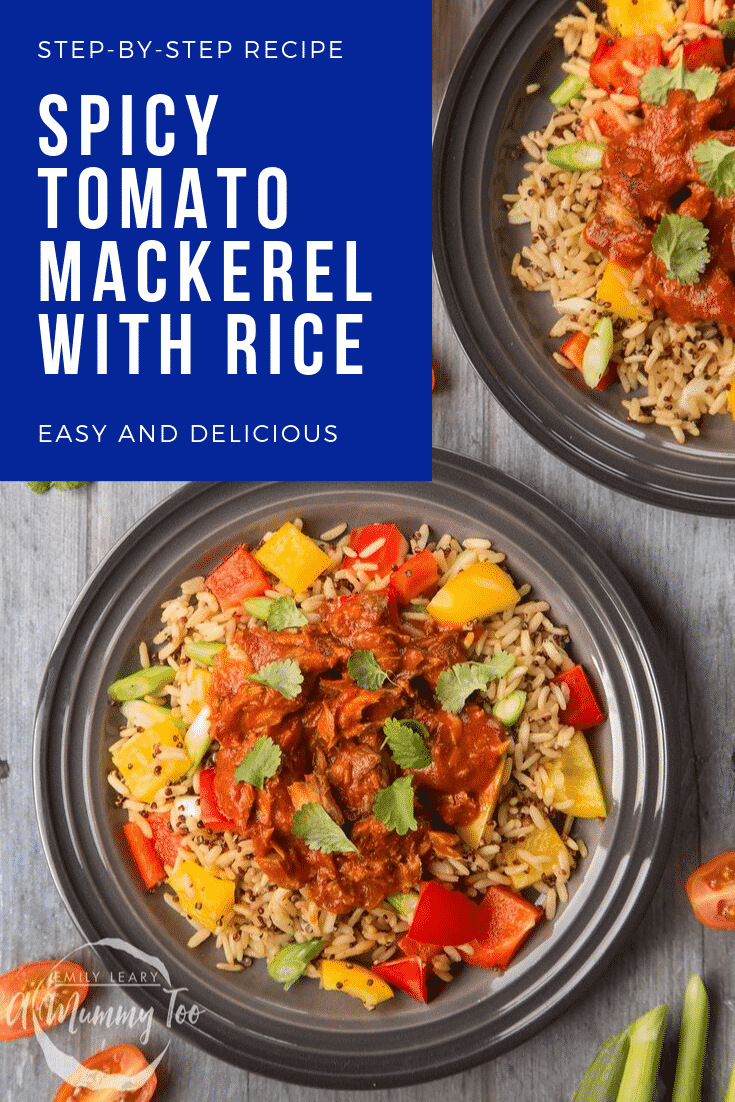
[[107, 665, 176, 701], [267, 938, 328, 991], [571, 1028, 630, 1102], [550, 74, 588, 105], [184, 641, 226, 666], [548, 141, 605, 172], [616, 1004, 669, 1102], [673, 975, 709, 1102]]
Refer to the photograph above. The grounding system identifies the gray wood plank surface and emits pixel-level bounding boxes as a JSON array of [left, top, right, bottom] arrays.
[[1, 2, 733, 1096]]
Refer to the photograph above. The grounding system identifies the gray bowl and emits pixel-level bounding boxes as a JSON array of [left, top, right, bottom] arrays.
[[34, 456, 679, 1087], [433, 0, 735, 515]]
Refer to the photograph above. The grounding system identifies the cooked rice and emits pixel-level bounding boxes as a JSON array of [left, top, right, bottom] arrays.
[[109, 520, 599, 990], [506, 0, 735, 440]]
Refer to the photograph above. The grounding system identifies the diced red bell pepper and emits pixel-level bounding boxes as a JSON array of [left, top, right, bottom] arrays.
[[371, 956, 430, 1003], [682, 36, 726, 69], [389, 549, 439, 603], [396, 934, 440, 965], [205, 545, 269, 609], [147, 811, 182, 868], [407, 881, 490, 947], [560, 334, 618, 391], [551, 664, 607, 730], [199, 767, 239, 832], [349, 524, 408, 577], [590, 34, 663, 96], [123, 821, 166, 890], [459, 886, 543, 970]]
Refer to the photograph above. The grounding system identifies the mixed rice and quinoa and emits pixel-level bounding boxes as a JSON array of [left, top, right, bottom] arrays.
[[107, 519, 600, 999], [506, 0, 735, 443]]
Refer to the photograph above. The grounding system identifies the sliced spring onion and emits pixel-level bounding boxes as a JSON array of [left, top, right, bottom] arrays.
[[492, 690, 527, 726], [107, 665, 176, 702], [184, 641, 226, 666], [120, 699, 185, 731], [242, 596, 275, 620], [550, 73, 587, 105], [385, 891, 419, 918], [616, 1004, 669, 1102], [184, 705, 211, 777], [548, 141, 605, 172], [672, 975, 709, 1102], [582, 316, 614, 388], [267, 938, 328, 991], [572, 1028, 630, 1102]]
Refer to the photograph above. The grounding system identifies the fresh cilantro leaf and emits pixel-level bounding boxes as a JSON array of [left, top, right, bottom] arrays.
[[651, 214, 710, 284], [291, 802, 358, 853], [234, 736, 282, 787], [381, 718, 431, 770], [435, 654, 517, 714], [347, 649, 390, 690], [639, 56, 718, 105], [483, 650, 517, 680], [247, 658, 303, 699], [695, 139, 735, 198], [373, 775, 418, 836], [266, 596, 308, 631], [717, 18, 735, 35]]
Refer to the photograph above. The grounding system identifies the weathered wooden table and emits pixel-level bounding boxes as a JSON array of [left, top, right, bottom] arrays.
[[1, 3, 733, 1096]]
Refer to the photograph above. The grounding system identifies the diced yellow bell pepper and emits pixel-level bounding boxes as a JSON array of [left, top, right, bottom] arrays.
[[112, 719, 190, 803], [254, 522, 332, 594], [547, 732, 607, 818], [427, 562, 520, 626], [319, 960, 394, 1008], [167, 859, 236, 934], [596, 261, 650, 321], [606, 0, 675, 36], [500, 815, 570, 890], [728, 385, 735, 421], [456, 758, 506, 849]]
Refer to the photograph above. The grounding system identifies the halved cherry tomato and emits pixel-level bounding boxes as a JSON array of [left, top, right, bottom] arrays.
[[349, 524, 408, 577], [407, 881, 490, 946], [147, 811, 182, 868], [205, 545, 269, 609], [372, 956, 430, 1003], [590, 33, 663, 95], [459, 886, 543, 969], [551, 664, 606, 730], [123, 821, 166, 891], [686, 852, 735, 930], [389, 550, 439, 603], [199, 767, 239, 832], [53, 1042, 157, 1102], [560, 332, 618, 391], [0, 960, 89, 1041], [682, 36, 726, 69]]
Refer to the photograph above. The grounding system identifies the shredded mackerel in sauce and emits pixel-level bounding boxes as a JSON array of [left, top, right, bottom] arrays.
[[584, 71, 735, 330], [208, 591, 507, 914]]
